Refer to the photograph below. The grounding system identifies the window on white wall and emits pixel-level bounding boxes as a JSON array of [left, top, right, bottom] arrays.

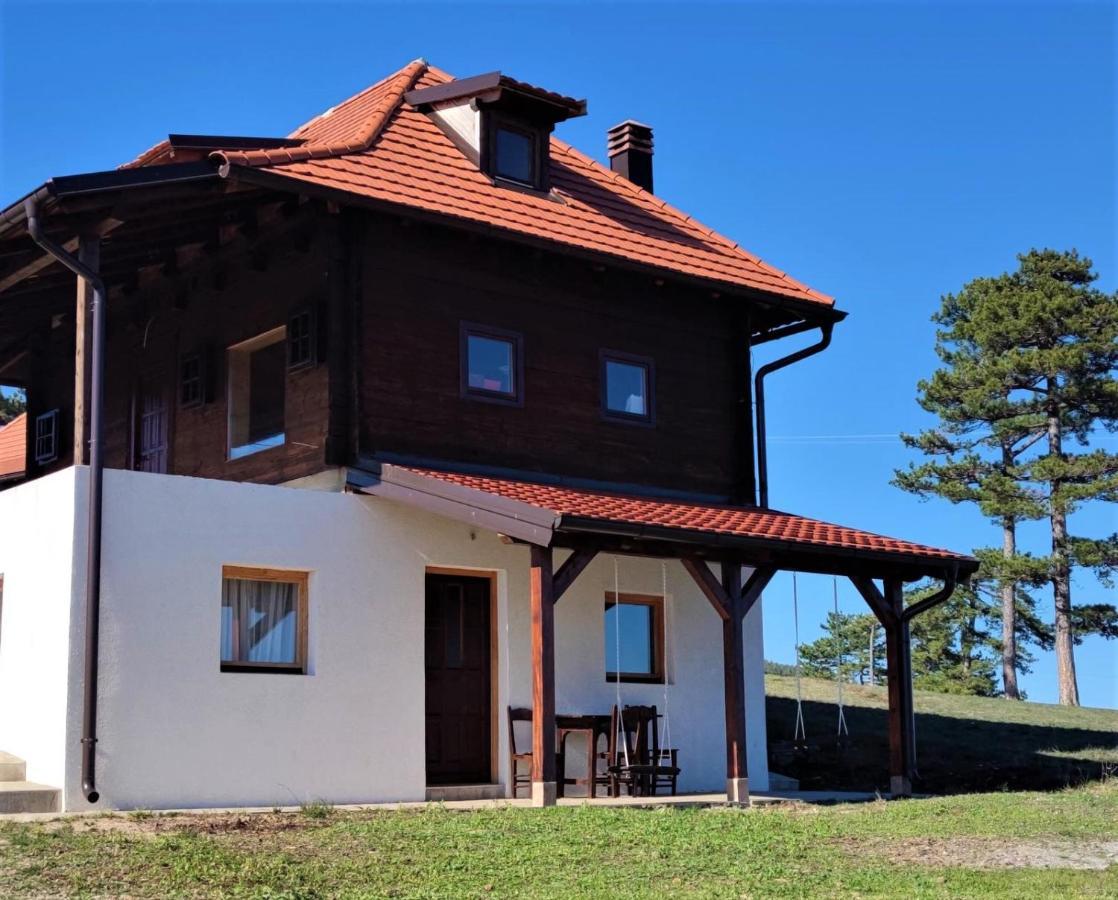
[[604, 592, 664, 683], [220, 566, 308, 674], [227, 327, 286, 460]]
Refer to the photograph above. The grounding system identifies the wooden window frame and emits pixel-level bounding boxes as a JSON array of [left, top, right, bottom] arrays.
[[604, 591, 665, 684], [460, 322, 525, 407], [287, 307, 317, 371], [179, 352, 205, 409], [33, 409, 59, 465], [226, 326, 287, 461], [482, 112, 549, 192], [220, 565, 309, 675], [600, 349, 655, 427]]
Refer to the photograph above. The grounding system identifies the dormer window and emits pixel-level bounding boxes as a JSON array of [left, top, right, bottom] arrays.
[[406, 71, 586, 195], [490, 120, 538, 186]]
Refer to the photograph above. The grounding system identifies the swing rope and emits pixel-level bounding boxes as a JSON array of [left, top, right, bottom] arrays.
[[834, 577, 849, 738], [792, 573, 807, 747], [659, 560, 672, 763], [612, 556, 630, 767]]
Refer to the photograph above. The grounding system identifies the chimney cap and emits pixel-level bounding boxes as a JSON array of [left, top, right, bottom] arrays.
[[607, 120, 653, 158]]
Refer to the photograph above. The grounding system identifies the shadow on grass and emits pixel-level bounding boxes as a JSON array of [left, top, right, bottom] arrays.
[[766, 696, 1117, 795]]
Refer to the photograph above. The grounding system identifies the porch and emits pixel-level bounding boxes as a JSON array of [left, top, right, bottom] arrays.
[[355, 461, 979, 807]]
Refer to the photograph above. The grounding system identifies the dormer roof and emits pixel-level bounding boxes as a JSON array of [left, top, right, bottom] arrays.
[[145, 60, 833, 309]]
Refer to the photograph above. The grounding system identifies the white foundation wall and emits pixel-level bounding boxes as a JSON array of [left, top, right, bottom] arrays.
[[60, 468, 766, 810], [0, 468, 80, 790]]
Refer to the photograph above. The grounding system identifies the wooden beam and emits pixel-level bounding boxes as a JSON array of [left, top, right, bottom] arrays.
[[0, 219, 122, 295], [849, 575, 897, 627], [72, 234, 99, 465], [882, 578, 914, 796], [553, 548, 597, 602], [720, 562, 749, 805], [740, 566, 776, 617], [680, 557, 731, 620], [529, 544, 557, 807]]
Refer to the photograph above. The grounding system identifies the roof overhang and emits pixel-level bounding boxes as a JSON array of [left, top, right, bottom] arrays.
[[351, 462, 978, 583], [405, 71, 587, 122]]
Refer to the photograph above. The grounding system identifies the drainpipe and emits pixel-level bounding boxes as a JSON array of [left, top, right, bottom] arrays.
[[754, 323, 833, 508], [25, 198, 105, 804]]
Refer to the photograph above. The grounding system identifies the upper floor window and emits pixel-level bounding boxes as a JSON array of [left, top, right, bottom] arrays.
[[34, 410, 59, 465], [228, 327, 286, 460], [179, 353, 204, 409], [221, 565, 308, 674], [485, 114, 545, 190], [287, 308, 316, 370], [461, 323, 523, 405], [601, 351, 654, 424]]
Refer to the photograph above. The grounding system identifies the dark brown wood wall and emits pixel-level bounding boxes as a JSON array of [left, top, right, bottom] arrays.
[[357, 217, 746, 497]]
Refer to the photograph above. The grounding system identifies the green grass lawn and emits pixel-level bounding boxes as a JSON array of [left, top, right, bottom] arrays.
[[765, 674, 1118, 794], [1, 783, 1115, 898]]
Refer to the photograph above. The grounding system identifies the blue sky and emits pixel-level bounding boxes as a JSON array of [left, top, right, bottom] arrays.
[[1, 1, 1114, 707]]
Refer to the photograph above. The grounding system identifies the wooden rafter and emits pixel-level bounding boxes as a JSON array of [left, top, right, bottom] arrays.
[[680, 556, 731, 620], [553, 548, 597, 602]]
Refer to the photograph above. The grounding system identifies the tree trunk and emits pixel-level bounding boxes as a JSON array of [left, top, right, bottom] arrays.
[[1000, 514, 1021, 700], [1047, 390, 1079, 706]]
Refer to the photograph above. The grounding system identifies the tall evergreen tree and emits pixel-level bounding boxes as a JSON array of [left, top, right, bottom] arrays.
[[799, 610, 886, 685], [905, 580, 1001, 696], [903, 250, 1118, 705]]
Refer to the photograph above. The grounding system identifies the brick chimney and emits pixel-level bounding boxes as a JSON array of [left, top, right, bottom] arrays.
[[607, 121, 654, 193]]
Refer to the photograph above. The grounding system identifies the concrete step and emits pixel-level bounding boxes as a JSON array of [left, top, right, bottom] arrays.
[[768, 771, 800, 791], [0, 752, 27, 783], [0, 781, 61, 814], [426, 783, 504, 802]]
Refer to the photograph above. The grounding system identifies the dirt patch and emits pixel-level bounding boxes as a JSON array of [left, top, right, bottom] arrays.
[[835, 835, 1118, 870], [40, 811, 326, 838]]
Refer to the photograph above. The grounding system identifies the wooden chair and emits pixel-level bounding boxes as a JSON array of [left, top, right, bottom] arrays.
[[607, 704, 680, 796], [507, 707, 533, 799]]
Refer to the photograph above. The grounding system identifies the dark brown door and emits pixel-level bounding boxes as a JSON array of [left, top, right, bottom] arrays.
[[425, 573, 492, 785], [135, 375, 170, 474]]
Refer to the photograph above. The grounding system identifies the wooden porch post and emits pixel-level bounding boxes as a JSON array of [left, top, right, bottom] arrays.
[[73, 234, 99, 465], [883, 579, 915, 796], [720, 562, 749, 805], [529, 544, 557, 807]]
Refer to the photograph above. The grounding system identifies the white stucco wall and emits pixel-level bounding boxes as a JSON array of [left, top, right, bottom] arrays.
[[0, 468, 80, 790], [9, 467, 767, 810]]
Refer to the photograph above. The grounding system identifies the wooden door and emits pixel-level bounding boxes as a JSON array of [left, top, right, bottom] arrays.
[[425, 573, 492, 785], [135, 375, 170, 474]]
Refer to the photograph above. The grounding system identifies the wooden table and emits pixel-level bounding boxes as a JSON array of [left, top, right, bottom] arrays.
[[556, 714, 612, 799]]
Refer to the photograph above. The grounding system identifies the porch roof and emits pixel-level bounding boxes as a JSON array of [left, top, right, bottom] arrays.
[[353, 463, 978, 582]]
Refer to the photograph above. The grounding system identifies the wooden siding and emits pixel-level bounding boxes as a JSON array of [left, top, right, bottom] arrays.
[[357, 217, 746, 497]]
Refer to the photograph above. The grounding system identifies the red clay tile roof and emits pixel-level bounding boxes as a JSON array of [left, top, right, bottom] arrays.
[[0, 413, 26, 479], [393, 465, 972, 566], [207, 61, 833, 307]]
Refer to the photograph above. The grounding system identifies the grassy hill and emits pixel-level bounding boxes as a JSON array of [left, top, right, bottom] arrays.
[[765, 674, 1118, 795]]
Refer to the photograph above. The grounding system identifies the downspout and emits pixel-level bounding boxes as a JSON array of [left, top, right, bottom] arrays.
[[754, 323, 833, 507], [25, 198, 105, 804]]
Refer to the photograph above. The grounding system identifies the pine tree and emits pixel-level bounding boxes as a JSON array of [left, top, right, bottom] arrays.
[[799, 610, 886, 685], [905, 580, 1001, 696], [0, 388, 25, 425], [922, 250, 1118, 704]]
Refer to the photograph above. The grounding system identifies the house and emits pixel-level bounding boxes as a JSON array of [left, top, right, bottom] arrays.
[[0, 61, 977, 813], [0, 413, 26, 484]]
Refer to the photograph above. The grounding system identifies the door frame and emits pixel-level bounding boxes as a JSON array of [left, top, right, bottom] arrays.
[[425, 566, 500, 785]]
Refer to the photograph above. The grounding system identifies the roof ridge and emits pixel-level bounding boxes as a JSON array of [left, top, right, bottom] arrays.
[[214, 59, 427, 169], [552, 138, 831, 302]]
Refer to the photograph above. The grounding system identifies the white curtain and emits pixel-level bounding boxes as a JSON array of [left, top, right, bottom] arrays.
[[221, 578, 298, 664]]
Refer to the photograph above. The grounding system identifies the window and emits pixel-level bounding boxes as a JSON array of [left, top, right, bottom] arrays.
[[179, 353, 204, 408], [604, 593, 664, 683], [227, 327, 286, 459], [601, 352, 654, 424], [493, 125, 536, 184], [220, 566, 308, 673], [34, 410, 59, 465], [461, 324, 523, 404], [287, 308, 316, 370]]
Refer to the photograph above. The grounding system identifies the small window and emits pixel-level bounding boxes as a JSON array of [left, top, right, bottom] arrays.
[[34, 410, 59, 465], [604, 593, 664, 683], [221, 566, 308, 674], [179, 353, 204, 408], [287, 308, 316, 370], [461, 324, 522, 404], [493, 125, 536, 185], [228, 327, 286, 460], [602, 352, 653, 424]]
